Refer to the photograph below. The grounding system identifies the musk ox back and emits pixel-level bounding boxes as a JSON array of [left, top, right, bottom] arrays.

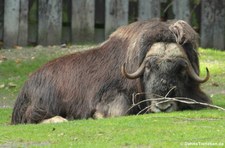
[[11, 19, 211, 124]]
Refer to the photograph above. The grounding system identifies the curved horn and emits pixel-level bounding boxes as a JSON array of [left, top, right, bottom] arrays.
[[121, 60, 147, 79], [187, 63, 210, 83]]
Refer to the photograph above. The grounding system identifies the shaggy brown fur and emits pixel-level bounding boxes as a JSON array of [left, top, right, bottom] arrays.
[[11, 19, 211, 124]]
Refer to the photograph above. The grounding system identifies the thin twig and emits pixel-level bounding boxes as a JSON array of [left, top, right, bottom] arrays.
[[126, 97, 164, 113], [135, 92, 163, 98], [155, 96, 225, 111], [132, 93, 135, 105], [165, 86, 176, 98], [173, 97, 225, 111], [155, 97, 225, 112], [137, 105, 152, 115]]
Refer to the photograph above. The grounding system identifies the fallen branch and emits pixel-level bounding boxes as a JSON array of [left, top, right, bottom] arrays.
[[157, 97, 225, 112], [127, 90, 225, 114]]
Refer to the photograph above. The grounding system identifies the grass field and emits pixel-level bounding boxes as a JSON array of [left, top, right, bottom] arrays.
[[0, 45, 225, 147]]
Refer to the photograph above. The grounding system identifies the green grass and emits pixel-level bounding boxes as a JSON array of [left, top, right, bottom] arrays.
[[199, 48, 225, 108], [0, 46, 225, 147], [0, 45, 93, 107], [200, 48, 225, 80], [0, 109, 225, 147]]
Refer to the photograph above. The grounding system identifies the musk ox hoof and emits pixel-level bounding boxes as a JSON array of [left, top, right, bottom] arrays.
[[92, 112, 105, 119], [40, 116, 68, 124]]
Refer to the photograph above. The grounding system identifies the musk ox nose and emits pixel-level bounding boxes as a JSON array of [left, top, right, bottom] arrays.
[[156, 102, 172, 112], [151, 101, 178, 113]]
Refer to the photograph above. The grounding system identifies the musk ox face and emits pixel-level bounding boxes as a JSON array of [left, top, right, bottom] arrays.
[[122, 42, 209, 113]]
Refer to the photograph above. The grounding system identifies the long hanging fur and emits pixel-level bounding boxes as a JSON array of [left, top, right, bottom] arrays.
[[11, 19, 210, 124]]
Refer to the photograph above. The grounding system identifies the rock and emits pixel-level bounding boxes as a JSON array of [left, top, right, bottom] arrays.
[[7, 82, 17, 88]]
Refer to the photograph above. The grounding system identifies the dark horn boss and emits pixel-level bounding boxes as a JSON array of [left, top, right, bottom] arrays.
[[11, 19, 211, 124]]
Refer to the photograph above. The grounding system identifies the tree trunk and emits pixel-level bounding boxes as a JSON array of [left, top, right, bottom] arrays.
[[201, 0, 225, 50], [0, 0, 4, 41], [138, 0, 160, 21], [212, 0, 225, 50], [18, 0, 28, 46], [105, 0, 129, 38], [173, 0, 190, 24], [71, 0, 95, 43], [3, 0, 20, 48], [38, 0, 62, 46]]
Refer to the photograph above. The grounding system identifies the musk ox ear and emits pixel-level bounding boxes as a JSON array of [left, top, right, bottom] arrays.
[[169, 20, 199, 49]]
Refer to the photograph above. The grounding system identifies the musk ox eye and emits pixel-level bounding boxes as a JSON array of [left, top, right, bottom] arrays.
[[179, 68, 187, 77], [145, 62, 151, 69], [176, 62, 188, 76]]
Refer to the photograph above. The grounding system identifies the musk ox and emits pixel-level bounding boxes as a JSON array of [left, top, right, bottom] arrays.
[[11, 19, 211, 124]]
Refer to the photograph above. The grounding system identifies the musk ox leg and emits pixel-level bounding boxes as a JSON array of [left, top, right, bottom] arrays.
[[11, 92, 31, 124], [93, 92, 130, 119], [24, 105, 68, 124], [41, 116, 68, 124], [12, 92, 69, 124]]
